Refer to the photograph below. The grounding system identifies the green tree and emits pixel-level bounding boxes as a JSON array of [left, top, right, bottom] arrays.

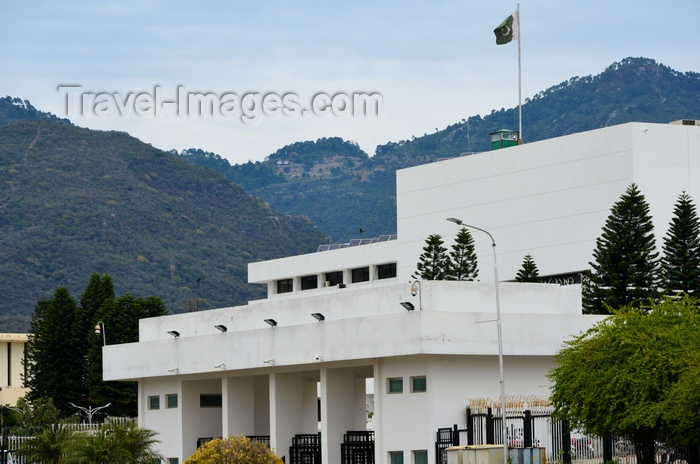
[[446, 227, 479, 281], [549, 297, 700, 464], [25, 288, 85, 416], [413, 234, 450, 280], [515, 254, 541, 282], [662, 191, 700, 295], [184, 435, 283, 464], [27, 275, 168, 419], [582, 183, 660, 314], [10, 397, 62, 436]]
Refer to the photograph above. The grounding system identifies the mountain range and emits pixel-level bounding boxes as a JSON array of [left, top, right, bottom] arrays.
[[174, 57, 700, 243], [0, 110, 326, 331], [1, 57, 699, 331]]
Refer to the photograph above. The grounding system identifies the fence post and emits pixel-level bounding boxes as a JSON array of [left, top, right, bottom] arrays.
[[453, 424, 460, 447], [466, 407, 474, 446], [524, 410, 533, 448], [561, 420, 571, 464], [688, 444, 700, 464], [602, 435, 613, 463], [486, 407, 494, 445]]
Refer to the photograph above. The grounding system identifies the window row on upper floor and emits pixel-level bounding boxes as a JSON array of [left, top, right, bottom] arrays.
[[274, 262, 397, 295]]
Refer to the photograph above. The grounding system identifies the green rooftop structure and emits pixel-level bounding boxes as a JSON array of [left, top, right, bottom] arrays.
[[490, 129, 519, 150]]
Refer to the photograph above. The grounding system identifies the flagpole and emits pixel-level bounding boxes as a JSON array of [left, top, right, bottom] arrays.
[[517, 3, 522, 142]]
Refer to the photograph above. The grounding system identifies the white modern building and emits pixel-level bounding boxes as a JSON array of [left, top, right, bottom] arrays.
[[103, 121, 700, 464]]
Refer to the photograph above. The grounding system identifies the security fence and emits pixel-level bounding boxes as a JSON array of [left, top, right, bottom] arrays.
[[435, 397, 699, 464]]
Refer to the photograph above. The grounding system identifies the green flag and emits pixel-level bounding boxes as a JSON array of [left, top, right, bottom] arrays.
[[494, 11, 519, 45]]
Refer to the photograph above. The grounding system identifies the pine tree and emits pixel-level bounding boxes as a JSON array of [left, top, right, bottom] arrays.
[[413, 234, 449, 280], [582, 183, 660, 314], [446, 227, 479, 281], [662, 191, 700, 296], [515, 254, 541, 282], [25, 287, 85, 416], [80, 273, 114, 406]]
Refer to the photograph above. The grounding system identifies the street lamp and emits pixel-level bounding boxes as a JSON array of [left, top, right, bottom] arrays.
[[94, 321, 106, 346], [447, 217, 508, 464], [69, 402, 111, 426]]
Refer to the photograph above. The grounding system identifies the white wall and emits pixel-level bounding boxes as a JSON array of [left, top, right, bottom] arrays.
[[396, 122, 700, 283], [140, 378, 183, 461]]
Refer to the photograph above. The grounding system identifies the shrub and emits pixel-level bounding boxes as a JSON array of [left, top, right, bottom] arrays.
[[184, 435, 283, 464]]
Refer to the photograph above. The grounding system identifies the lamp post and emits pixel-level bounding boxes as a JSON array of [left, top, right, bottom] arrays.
[[69, 402, 111, 426], [447, 218, 508, 464], [94, 321, 106, 346]]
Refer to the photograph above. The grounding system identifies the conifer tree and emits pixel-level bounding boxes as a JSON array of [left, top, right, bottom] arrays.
[[446, 227, 479, 281], [78, 273, 114, 402], [662, 191, 700, 296], [25, 287, 85, 416], [515, 254, 541, 282], [582, 183, 660, 314], [26, 275, 168, 419], [413, 234, 449, 280]]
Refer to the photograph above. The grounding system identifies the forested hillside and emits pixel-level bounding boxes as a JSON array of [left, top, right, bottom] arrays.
[[0, 120, 327, 331]]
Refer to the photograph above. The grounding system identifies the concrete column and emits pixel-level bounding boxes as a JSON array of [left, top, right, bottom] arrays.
[[320, 367, 364, 464], [222, 377, 255, 437], [270, 372, 304, 462]]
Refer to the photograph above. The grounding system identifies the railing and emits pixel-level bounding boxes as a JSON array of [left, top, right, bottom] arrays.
[[341, 431, 374, 464], [289, 433, 321, 464], [436, 404, 700, 464]]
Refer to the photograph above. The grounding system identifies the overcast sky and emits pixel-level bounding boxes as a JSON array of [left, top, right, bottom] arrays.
[[2, 0, 698, 165]]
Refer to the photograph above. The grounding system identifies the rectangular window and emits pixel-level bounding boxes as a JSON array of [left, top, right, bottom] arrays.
[[276, 278, 293, 294], [411, 376, 427, 393], [300, 275, 318, 290], [351, 267, 370, 283], [200, 394, 223, 408], [413, 450, 428, 464], [388, 377, 403, 394], [148, 395, 160, 410], [389, 451, 404, 464], [325, 271, 343, 286], [167, 459, 179, 464], [166, 394, 178, 409], [377, 263, 397, 279]]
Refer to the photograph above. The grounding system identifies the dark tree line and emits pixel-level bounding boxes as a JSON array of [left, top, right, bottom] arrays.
[[24, 273, 167, 418]]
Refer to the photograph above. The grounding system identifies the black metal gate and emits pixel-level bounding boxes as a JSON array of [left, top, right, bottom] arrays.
[[289, 434, 321, 464], [341, 431, 374, 464]]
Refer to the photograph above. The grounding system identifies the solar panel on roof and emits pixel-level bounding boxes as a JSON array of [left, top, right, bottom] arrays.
[[348, 239, 362, 247]]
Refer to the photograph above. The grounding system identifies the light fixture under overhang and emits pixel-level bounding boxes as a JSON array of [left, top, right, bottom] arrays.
[[400, 302, 415, 311], [311, 313, 325, 322], [264, 319, 277, 327]]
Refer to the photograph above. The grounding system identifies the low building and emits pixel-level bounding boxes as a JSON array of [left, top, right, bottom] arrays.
[[0, 333, 29, 406], [103, 121, 699, 463]]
